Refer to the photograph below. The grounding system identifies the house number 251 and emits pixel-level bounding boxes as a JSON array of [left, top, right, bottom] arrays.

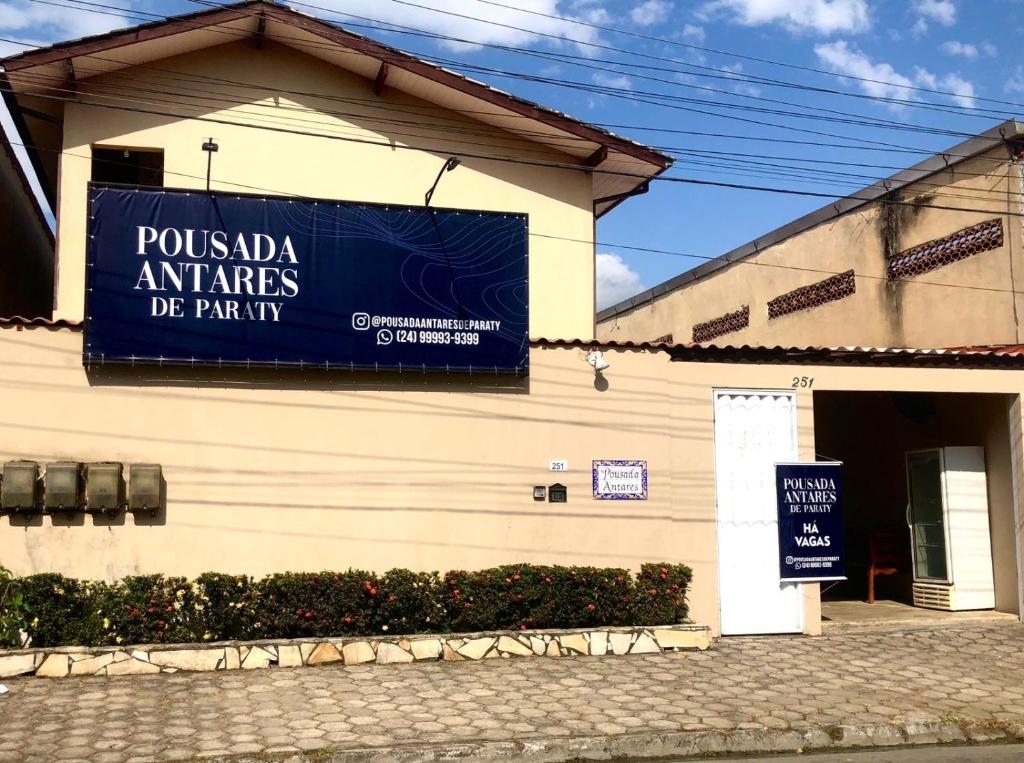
[[791, 376, 814, 389]]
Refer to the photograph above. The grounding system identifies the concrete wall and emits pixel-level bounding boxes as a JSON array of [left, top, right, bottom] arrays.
[[599, 147, 1023, 349], [3, 327, 1024, 635], [0, 136, 53, 318], [53, 40, 596, 340]]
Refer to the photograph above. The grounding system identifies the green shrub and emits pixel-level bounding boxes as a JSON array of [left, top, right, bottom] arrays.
[[0, 564, 27, 647], [7, 561, 693, 648]]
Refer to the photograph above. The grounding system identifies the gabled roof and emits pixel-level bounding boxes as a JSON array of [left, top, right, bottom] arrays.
[[597, 119, 1024, 322], [0, 0, 671, 214]]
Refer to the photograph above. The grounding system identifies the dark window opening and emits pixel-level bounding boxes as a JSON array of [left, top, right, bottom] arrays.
[[92, 147, 164, 188]]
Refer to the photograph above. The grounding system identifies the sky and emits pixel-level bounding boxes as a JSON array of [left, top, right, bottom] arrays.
[[1, 0, 1023, 309]]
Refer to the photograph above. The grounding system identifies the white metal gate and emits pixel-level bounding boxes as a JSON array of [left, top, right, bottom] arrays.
[[714, 390, 803, 635]]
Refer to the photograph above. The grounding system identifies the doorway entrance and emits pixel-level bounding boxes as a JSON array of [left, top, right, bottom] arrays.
[[714, 389, 803, 635], [813, 391, 1020, 625]]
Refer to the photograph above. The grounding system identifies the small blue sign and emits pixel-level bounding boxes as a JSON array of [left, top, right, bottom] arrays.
[[593, 460, 648, 500], [84, 186, 529, 372], [776, 462, 846, 582]]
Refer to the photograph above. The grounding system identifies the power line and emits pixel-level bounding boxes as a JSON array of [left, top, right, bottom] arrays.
[[11, 72, 1024, 213], [17, 59, 1023, 202], [4, 8, 1018, 167], [12, 135, 1024, 299], [454, 0, 1024, 112], [24, 0, 1017, 152]]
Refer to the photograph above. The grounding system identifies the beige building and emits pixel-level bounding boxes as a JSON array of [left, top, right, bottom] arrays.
[[2, 2, 1024, 640], [598, 121, 1024, 349]]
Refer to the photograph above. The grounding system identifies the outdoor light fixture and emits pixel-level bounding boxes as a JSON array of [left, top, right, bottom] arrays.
[[202, 137, 219, 191], [586, 350, 610, 373], [548, 483, 567, 503], [1, 461, 39, 513], [85, 462, 124, 515], [128, 464, 162, 512], [424, 156, 461, 206], [44, 462, 81, 512]]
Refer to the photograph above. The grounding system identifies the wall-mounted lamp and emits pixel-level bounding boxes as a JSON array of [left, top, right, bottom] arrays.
[[586, 350, 610, 373], [424, 156, 461, 207], [202, 137, 219, 192]]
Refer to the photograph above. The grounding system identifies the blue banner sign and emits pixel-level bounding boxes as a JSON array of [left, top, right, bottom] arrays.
[[84, 186, 529, 372], [775, 462, 846, 582]]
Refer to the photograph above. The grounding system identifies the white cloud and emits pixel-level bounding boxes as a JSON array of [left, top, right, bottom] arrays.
[[938, 72, 975, 107], [681, 23, 706, 42], [596, 253, 644, 309], [719, 61, 762, 96], [1006, 66, 1024, 94], [982, 42, 998, 57], [912, 0, 956, 26], [592, 71, 632, 90], [814, 41, 917, 101], [316, 0, 605, 52], [630, 0, 672, 26], [0, 0, 131, 41], [699, 0, 870, 36], [940, 40, 977, 59], [815, 40, 976, 109], [910, 0, 955, 36]]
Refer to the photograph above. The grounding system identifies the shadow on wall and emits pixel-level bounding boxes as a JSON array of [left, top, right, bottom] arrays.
[[85, 365, 530, 394]]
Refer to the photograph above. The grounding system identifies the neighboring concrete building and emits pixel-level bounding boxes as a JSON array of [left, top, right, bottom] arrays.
[[598, 121, 1024, 349], [0, 124, 53, 317]]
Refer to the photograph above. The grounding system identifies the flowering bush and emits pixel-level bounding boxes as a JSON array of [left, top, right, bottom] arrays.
[[9, 562, 693, 648]]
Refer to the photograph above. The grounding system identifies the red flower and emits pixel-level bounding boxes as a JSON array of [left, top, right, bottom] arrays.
[[520, 624, 527, 631], [587, 603, 596, 611], [157, 619, 166, 628], [544, 577, 552, 584], [295, 608, 304, 616], [165, 604, 174, 613], [505, 578, 512, 584], [343, 616, 353, 624], [304, 611, 314, 620], [369, 588, 378, 596], [513, 574, 520, 581], [649, 588, 658, 597]]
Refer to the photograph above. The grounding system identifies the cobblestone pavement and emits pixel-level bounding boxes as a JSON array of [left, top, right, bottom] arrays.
[[2, 622, 1024, 763]]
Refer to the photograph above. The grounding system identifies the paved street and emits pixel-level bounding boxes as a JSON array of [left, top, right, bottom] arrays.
[[2, 621, 1024, 762]]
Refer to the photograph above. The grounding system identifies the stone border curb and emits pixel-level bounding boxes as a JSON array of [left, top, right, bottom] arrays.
[[0, 623, 711, 679], [197, 718, 1024, 763]]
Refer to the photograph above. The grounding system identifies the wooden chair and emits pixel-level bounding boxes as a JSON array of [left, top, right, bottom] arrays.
[[868, 533, 902, 604]]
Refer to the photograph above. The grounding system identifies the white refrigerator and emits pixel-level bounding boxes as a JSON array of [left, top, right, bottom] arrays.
[[905, 447, 995, 611]]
